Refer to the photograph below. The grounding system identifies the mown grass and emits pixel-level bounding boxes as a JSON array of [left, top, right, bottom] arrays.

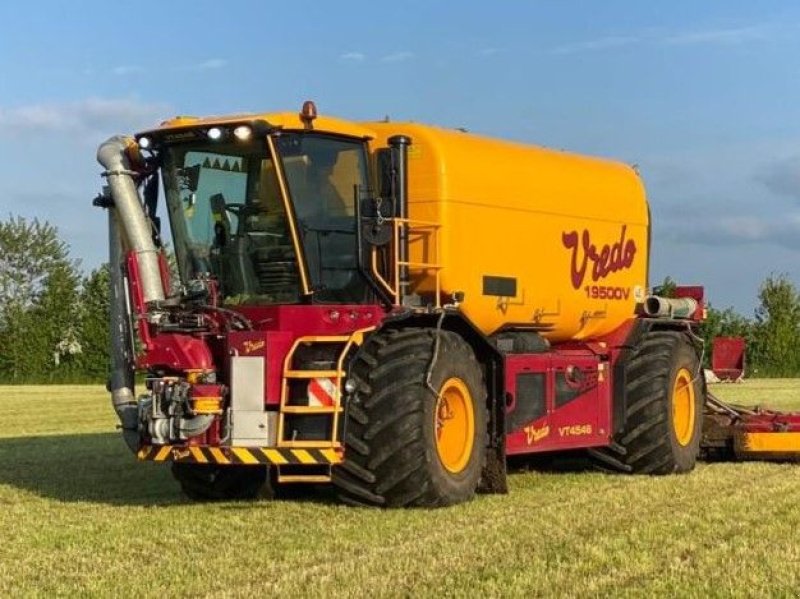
[[1, 382, 799, 597]]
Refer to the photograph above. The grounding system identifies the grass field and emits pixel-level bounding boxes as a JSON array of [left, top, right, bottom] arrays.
[[2, 381, 800, 597]]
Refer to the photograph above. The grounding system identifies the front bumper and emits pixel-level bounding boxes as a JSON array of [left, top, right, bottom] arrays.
[[137, 445, 342, 466]]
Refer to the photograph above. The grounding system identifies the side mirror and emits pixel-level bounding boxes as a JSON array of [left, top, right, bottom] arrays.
[[361, 220, 392, 246], [359, 197, 393, 246], [359, 197, 394, 219]]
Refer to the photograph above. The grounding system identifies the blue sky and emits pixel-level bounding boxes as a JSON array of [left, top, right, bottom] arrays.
[[1, 1, 799, 313]]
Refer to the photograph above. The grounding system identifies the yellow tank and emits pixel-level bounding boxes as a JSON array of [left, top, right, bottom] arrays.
[[367, 122, 649, 342], [162, 111, 649, 342]]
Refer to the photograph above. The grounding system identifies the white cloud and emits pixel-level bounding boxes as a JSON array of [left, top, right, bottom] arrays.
[[664, 25, 768, 46], [550, 23, 772, 56], [477, 47, 503, 57], [111, 59, 226, 76], [112, 65, 145, 76], [381, 51, 414, 63], [550, 35, 641, 55], [185, 58, 228, 71], [719, 216, 771, 241], [757, 155, 800, 201], [663, 214, 800, 250], [0, 97, 171, 137], [339, 51, 366, 62]]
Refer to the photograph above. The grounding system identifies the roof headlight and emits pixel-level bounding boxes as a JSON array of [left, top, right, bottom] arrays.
[[207, 127, 224, 141], [138, 136, 152, 150], [233, 125, 252, 141]]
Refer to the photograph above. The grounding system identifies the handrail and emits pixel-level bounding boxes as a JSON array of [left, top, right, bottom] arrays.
[[277, 327, 373, 449], [369, 216, 443, 307]]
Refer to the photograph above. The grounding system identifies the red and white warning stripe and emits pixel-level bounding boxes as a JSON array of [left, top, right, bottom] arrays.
[[307, 377, 338, 407]]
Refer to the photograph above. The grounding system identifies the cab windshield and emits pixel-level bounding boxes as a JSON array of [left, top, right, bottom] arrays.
[[163, 141, 300, 304], [162, 132, 371, 305]]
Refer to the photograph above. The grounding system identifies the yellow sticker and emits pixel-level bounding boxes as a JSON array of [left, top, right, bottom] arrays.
[[243, 339, 265, 354], [558, 424, 593, 437], [523, 424, 550, 445]]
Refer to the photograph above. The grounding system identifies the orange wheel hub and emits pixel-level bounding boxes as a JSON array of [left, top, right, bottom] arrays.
[[672, 367, 696, 447], [434, 377, 475, 473]]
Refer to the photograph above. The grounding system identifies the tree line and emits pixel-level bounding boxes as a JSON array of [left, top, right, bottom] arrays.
[[695, 275, 800, 377], [0, 216, 110, 383], [0, 214, 798, 382], [653, 274, 800, 377]]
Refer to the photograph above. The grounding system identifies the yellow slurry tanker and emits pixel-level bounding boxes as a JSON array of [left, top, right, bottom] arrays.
[[93, 101, 799, 507]]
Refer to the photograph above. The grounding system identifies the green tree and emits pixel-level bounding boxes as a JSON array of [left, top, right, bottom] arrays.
[[0, 216, 82, 382], [0, 217, 70, 314], [750, 274, 800, 377], [76, 265, 111, 382], [653, 276, 677, 298], [34, 261, 83, 381]]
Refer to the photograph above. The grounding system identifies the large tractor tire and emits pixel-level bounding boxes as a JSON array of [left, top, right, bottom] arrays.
[[589, 330, 704, 474], [171, 463, 275, 501], [333, 328, 487, 507]]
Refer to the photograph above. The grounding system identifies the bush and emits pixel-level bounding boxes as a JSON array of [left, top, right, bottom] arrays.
[[0, 217, 83, 383], [749, 274, 800, 377]]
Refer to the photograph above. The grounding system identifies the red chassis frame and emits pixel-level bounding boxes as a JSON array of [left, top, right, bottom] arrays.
[[127, 243, 694, 460], [503, 320, 639, 456]]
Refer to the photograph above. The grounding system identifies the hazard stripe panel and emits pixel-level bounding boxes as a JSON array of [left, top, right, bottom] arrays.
[[307, 377, 337, 407], [136, 445, 343, 465]]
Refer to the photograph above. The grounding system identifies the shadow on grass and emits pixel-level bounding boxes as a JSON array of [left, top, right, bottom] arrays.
[[0, 432, 339, 507], [507, 450, 595, 474], [0, 432, 181, 506], [0, 431, 598, 506]]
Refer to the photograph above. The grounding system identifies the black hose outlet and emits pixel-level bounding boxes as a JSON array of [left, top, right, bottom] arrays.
[[117, 404, 140, 453]]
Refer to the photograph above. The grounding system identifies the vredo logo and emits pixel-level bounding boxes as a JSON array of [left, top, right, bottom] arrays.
[[561, 225, 637, 290]]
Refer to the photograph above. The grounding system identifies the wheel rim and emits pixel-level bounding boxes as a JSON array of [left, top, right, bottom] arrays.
[[672, 367, 696, 447], [435, 377, 475, 473]]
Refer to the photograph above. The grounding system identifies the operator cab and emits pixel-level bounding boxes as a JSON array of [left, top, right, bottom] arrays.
[[156, 126, 372, 305]]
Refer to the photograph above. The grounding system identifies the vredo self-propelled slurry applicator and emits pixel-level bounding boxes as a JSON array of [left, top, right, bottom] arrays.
[[94, 102, 800, 506]]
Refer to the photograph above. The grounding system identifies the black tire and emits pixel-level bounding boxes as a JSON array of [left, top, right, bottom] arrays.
[[333, 328, 487, 507], [171, 463, 275, 501], [589, 330, 703, 474]]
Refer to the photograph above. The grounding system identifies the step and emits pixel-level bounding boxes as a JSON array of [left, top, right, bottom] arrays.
[[277, 474, 332, 484], [280, 405, 342, 414], [277, 440, 342, 450], [284, 369, 344, 379]]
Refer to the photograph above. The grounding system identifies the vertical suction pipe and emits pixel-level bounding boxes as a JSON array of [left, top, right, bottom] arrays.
[[108, 208, 139, 451], [388, 135, 411, 303], [97, 136, 165, 304], [97, 135, 166, 451]]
